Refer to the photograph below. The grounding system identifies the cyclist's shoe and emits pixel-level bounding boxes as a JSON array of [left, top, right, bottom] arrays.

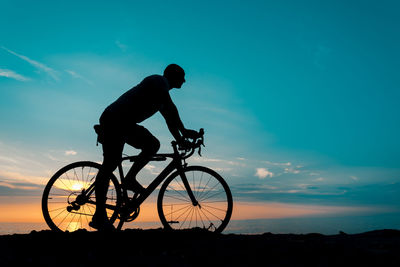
[[124, 179, 145, 194], [89, 216, 115, 232]]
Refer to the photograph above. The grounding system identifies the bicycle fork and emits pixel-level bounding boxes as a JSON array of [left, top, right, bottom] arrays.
[[178, 168, 200, 208]]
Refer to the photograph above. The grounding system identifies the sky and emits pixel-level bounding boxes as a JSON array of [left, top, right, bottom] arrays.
[[0, 0, 399, 233]]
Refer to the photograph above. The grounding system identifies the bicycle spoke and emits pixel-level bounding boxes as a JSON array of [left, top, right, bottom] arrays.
[[197, 206, 213, 227], [64, 172, 74, 189], [56, 209, 70, 229], [86, 202, 95, 214], [51, 207, 68, 219], [197, 181, 221, 201], [164, 204, 192, 217], [199, 189, 226, 202], [160, 167, 231, 233], [197, 174, 213, 198], [191, 171, 196, 196], [67, 211, 77, 231], [201, 203, 227, 213], [48, 206, 67, 213], [195, 171, 204, 199], [85, 167, 91, 184], [43, 162, 121, 232], [73, 168, 80, 186], [200, 205, 225, 221], [195, 207, 205, 228], [174, 205, 193, 223], [47, 201, 69, 204], [166, 184, 191, 202], [54, 182, 74, 194], [163, 194, 191, 203], [179, 206, 195, 229]]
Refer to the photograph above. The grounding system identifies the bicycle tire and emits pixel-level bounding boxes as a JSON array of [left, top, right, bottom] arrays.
[[157, 166, 233, 233], [42, 161, 122, 232]]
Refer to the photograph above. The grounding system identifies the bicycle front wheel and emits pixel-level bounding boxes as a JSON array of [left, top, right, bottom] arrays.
[[42, 161, 122, 232], [157, 166, 233, 233]]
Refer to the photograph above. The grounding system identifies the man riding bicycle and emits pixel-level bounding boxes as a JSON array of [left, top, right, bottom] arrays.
[[92, 64, 199, 230]]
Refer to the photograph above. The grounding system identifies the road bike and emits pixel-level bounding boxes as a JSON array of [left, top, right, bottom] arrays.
[[42, 128, 233, 233]]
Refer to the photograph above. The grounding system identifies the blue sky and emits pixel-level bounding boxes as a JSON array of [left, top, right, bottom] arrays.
[[1, 0, 399, 230]]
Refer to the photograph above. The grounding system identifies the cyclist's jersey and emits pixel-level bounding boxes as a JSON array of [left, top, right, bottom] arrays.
[[101, 74, 172, 125]]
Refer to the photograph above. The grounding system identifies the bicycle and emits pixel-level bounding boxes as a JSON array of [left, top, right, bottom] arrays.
[[42, 128, 233, 233]]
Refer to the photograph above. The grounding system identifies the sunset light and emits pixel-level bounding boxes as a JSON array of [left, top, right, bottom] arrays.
[[1, 0, 399, 235], [1, 2, 400, 266]]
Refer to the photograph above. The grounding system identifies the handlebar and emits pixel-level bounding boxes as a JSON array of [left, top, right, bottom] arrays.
[[125, 129, 205, 163], [172, 128, 205, 159]]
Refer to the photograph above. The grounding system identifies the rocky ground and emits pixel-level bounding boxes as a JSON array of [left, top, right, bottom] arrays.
[[1, 228, 399, 266]]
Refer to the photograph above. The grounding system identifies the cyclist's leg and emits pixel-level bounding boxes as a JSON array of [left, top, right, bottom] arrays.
[[93, 136, 124, 226], [124, 124, 160, 187]]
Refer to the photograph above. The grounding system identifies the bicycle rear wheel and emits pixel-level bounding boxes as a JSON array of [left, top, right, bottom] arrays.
[[157, 166, 233, 233], [42, 161, 122, 232]]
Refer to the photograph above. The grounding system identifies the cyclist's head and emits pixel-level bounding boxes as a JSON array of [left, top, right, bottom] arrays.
[[163, 64, 185, 89]]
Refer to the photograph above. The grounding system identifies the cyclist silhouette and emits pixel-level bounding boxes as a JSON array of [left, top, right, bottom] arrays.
[[91, 64, 199, 230]]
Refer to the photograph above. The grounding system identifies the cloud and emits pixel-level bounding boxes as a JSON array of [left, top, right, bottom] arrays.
[[0, 171, 47, 186], [350, 176, 359, 181], [0, 181, 40, 191], [0, 68, 30, 81], [261, 160, 302, 176], [65, 150, 77, 156], [191, 156, 246, 167], [115, 40, 128, 52], [144, 164, 161, 175], [0, 170, 46, 196], [1, 46, 59, 81], [284, 167, 301, 174], [264, 160, 291, 166], [0, 142, 49, 186], [65, 70, 94, 85], [255, 168, 274, 179]]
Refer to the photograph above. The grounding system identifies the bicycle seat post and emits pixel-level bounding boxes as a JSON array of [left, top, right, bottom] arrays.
[[171, 141, 178, 155]]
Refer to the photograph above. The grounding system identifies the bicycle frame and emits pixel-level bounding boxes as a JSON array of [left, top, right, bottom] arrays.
[[43, 128, 233, 233], [82, 141, 198, 212], [119, 142, 198, 208]]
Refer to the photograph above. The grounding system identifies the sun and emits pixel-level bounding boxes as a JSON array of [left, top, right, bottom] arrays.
[[71, 182, 85, 191]]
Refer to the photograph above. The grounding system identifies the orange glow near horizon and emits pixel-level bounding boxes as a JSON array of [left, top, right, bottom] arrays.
[[0, 196, 374, 225], [0, 197, 43, 223], [231, 201, 373, 220]]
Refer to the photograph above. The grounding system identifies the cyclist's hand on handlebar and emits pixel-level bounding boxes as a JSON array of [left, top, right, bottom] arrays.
[[182, 128, 201, 139], [177, 138, 193, 151]]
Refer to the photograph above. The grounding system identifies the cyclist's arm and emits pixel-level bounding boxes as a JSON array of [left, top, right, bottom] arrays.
[[160, 94, 186, 141]]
